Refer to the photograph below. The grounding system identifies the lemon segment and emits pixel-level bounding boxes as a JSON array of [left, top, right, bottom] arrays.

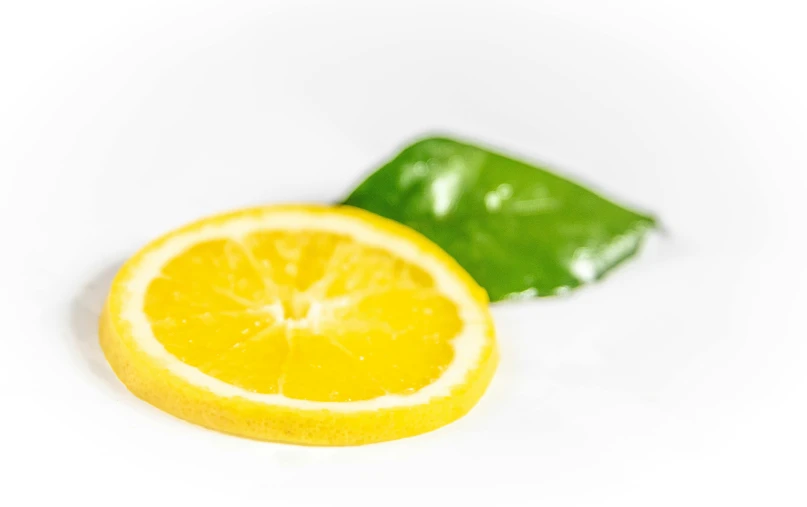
[[100, 205, 497, 445]]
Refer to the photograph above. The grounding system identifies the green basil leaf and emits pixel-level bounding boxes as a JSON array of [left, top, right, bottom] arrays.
[[343, 137, 656, 302]]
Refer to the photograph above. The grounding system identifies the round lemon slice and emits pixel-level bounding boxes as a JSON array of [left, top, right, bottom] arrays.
[[100, 205, 497, 445]]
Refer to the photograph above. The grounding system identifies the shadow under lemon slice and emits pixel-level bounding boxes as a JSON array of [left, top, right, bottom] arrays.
[[100, 205, 497, 445]]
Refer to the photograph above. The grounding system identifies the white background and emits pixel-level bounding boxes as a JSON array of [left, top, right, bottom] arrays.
[[1, 0, 805, 504]]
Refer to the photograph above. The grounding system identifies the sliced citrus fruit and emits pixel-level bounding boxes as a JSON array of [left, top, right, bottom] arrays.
[[100, 205, 497, 445]]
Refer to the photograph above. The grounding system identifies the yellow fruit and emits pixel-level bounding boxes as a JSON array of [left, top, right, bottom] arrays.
[[100, 205, 497, 445]]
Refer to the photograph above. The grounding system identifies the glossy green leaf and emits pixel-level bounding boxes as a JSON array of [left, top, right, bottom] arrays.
[[343, 137, 656, 302]]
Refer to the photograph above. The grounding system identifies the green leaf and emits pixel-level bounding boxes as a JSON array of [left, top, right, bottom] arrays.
[[343, 137, 656, 302]]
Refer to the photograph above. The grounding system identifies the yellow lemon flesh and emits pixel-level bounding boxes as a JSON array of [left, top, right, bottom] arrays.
[[100, 205, 497, 445]]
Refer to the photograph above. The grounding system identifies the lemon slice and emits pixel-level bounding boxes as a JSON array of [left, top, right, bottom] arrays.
[[100, 205, 497, 445]]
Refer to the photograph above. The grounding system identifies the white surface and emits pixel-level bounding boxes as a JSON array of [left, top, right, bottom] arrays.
[[1, 0, 805, 504]]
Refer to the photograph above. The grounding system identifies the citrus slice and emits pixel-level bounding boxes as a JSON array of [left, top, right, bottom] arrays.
[[100, 205, 497, 445]]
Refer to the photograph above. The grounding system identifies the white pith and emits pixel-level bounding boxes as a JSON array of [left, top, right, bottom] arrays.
[[117, 209, 490, 412]]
